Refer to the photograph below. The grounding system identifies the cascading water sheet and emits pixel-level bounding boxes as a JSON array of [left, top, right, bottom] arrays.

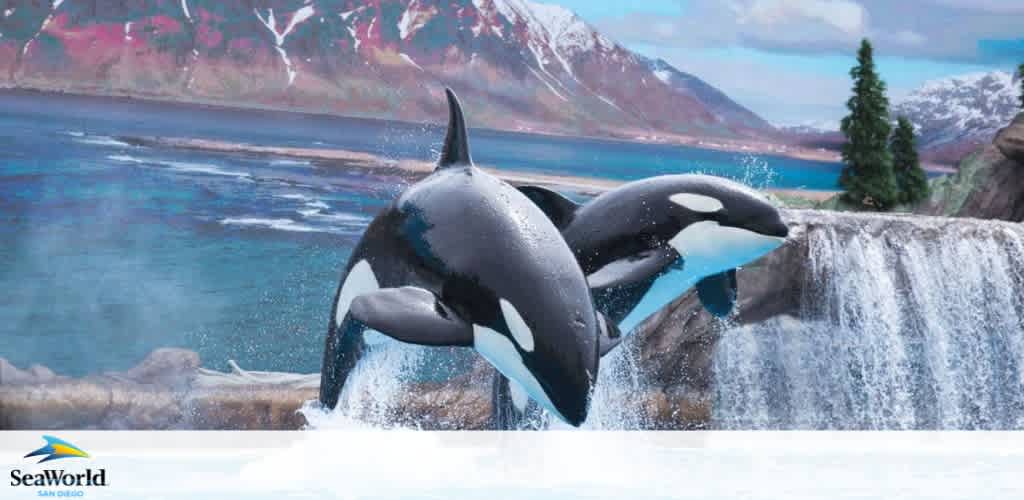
[[713, 212, 1024, 429]]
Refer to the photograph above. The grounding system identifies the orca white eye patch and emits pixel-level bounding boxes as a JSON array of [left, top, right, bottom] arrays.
[[669, 193, 724, 213]]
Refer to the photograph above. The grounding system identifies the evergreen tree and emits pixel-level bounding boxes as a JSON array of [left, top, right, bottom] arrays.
[[891, 116, 929, 205], [839, 39, 898, 210]]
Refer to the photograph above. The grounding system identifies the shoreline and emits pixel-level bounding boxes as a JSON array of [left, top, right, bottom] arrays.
[[5, 86, 842, 166], [1, 87, 964, 173], [118, 135, 840, 201]]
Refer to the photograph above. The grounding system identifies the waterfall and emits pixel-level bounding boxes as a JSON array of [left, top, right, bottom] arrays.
[[305, 211, 1024, 431], [713, 212, 1024, 429]]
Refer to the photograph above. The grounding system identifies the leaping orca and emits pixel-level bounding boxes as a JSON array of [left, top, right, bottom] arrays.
[[492, 174, 790, 428], [319, 89, 619, 426]]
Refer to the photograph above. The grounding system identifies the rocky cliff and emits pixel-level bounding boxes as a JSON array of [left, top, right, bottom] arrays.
[[916, 112, 1024, 221]]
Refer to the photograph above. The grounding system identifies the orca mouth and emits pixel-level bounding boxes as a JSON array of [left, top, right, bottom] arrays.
[[542, 371, 592, 427], [556, 396, 589, 427], [738, 213, 789, 240], [759, 220, 789, 239]]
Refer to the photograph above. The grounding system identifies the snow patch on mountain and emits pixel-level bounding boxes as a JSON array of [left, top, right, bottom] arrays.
[[893, 70, 1020, 149], [23, 0, 65, 58], [494, 0, 612, 55], [253, 5, 315, 86], [779, 119, 840, 134], [399, 53, 423, 71], [398, 0, 437, 40]]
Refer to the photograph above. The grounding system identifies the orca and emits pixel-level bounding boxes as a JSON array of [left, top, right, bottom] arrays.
[[319, 89, 619, 426], [493, 174, 790, 428]]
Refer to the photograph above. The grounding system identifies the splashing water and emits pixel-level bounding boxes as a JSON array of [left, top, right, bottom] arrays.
[[735, 154, 778, 190], [304, 210, 1024, 431], [505, 338, 652, 430], [713, 212, 1024, 429], [303, 337, 654, 430], [303, 338, 428, 429]]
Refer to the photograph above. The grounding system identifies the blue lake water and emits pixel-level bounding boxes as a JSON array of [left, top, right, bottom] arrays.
[[0, 91, 845, 376]]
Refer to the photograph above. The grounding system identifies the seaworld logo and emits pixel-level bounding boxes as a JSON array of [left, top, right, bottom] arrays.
[[24, 436, 90, 464], [9, 436, 108, 492]]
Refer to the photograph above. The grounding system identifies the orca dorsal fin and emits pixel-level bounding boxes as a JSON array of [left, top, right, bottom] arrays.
[[517, 185, 580, 229], [438, 88, 472, 169]]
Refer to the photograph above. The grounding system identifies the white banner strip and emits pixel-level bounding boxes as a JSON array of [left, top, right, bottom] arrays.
[[1, 431, 1021, 499]]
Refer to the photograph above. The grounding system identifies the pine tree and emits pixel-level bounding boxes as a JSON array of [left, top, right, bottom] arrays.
[[891, 116, 929, 205], [839, 39, 898, 210]]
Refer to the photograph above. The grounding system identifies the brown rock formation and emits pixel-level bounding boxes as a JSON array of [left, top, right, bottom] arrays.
[[917, 112, 1024, 222]]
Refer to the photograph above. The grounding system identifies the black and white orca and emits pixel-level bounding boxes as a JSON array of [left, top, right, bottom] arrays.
[[492, 174, 790, 428], [319, 89, 619, 426]]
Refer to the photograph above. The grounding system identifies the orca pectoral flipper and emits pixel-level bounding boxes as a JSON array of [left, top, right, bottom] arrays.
[[349, 286, 473, 346], [516, 185, 580, 229], [587, 248, 678, 290], [696, 269, 738, 318]]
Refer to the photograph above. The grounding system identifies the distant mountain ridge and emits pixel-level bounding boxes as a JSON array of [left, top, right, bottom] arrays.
[[0, 0, 774, 142], [782, 70, 1022, 166], [893, 70, 1021, 164]]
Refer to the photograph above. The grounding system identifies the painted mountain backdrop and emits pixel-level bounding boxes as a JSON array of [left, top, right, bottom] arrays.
[[786, 70, 1023, 165], [892, 70, 1022, 165], [0, 0, 773, 142]]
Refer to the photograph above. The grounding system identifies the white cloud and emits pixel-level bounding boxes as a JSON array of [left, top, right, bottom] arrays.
[[596, 0, 1024, 63], [892, 30, 926, 46], [736, 0, 867, 36], [929, 0, 1024, 14], [647, 47, 853, 125]]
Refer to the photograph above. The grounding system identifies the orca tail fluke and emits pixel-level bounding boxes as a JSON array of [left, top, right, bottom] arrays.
[[438, 88, 472, 169]]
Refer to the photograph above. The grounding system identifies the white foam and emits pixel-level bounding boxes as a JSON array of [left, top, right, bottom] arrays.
[[269, 158, 311, 167], [162, 161, 251, 178], [75, 135, 130, 147], [108, 155, 251, 179], [303, 339, 427, 428], [108, 154, 146, 164], [220, 217, 319, 233], [303, 211, 371, 224]]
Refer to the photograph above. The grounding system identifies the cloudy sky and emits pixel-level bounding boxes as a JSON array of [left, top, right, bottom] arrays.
[[552, 0, 1023, 127]]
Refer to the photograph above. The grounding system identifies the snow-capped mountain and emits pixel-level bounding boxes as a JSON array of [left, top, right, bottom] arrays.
[[893, 70, 1021, 163], [777, 120, 840, 135], [646, 57, 772, 131], [0, 0, 773, 141]]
